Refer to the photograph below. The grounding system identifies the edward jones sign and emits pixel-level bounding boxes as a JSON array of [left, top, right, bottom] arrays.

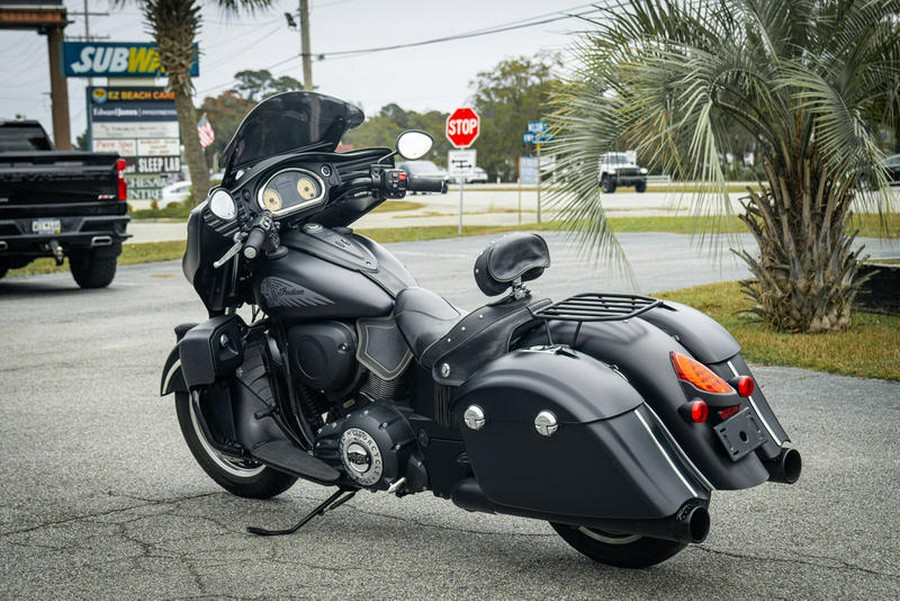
[[63, 42, 199, 78]]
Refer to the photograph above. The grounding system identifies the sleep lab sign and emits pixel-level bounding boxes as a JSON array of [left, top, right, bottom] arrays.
[[63, 42, 199, 77]]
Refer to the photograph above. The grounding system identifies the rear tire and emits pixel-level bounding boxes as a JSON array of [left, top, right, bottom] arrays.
[[175, 391, 297, 499], [551, 523, 687, 568], [69, 249, 117, 288]]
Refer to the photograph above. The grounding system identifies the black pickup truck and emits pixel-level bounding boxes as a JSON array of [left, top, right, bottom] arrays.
[[0, 120, 130, 288]]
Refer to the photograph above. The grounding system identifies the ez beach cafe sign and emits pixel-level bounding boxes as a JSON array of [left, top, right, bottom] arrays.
[[63, 42, 199, 78]]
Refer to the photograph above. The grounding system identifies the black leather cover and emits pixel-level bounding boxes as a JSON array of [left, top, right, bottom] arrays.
[[393, 287, 463, 359], [473, 233, 550, 296]]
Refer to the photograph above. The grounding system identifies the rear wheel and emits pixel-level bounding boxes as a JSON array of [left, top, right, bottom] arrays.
[[69, 249, 117, 288], [175, 391, 297, 499], [551, 523, 687, 568]]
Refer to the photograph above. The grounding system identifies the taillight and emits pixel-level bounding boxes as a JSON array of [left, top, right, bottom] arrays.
[[679, 399, 709, 423], [116, 159, 127, 200], [719, 405, 741, 420], [735, 376, 754, 397], [670, 352, 733, 394]]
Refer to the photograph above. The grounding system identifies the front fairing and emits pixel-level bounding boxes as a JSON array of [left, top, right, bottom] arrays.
[[219, 91, 364, 179]]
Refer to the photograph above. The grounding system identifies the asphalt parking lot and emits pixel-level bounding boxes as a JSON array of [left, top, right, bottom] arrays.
[[1, 233, 898, 599]]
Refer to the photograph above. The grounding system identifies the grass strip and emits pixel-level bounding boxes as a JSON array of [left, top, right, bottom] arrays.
[[658, 281, 899, 381]]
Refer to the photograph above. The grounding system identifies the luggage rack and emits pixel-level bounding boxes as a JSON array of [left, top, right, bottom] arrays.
[[533, 292, 662, 323]]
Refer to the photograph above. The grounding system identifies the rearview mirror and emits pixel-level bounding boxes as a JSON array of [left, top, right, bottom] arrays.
[[396, 130, 433, 160]]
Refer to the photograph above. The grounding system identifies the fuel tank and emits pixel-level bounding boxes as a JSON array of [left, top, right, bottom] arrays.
[[252, 225, 415, 322]]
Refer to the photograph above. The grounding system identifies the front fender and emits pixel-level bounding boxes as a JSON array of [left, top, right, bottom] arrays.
[[160, 345, 187, 396]]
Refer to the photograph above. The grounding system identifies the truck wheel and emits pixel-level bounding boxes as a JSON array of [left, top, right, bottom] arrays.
[[0, 265, 7, 280], [175, 391, 297, 499], [635, 180, 647, 193], [551, 523, 687, 568], [69, 249, 117, 289], [600, 176, 616, 194]]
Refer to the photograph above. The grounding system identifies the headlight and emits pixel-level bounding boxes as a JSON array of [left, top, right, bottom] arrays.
[[208, 189, 236, 220], [608, 168, 617, 174], [640, 168, 648, 174]]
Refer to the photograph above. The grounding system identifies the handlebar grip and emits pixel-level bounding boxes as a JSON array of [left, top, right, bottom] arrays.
[[243, 227, 267, 259], [406, 175, 448, 194]]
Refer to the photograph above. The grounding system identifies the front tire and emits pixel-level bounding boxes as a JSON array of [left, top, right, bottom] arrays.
[[551, 523, 687, 568], [175, 391, 297, 499], [69, 249, 117, 288], [600, 175, 616, 194], [635, 180, 647, 193]]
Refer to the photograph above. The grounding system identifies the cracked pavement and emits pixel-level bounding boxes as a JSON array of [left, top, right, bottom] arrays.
[[1, 233, 898, 599]]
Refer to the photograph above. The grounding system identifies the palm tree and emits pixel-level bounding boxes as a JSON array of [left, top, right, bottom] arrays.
[[132, 1, 272, 202], [547, 0, 899, 333]]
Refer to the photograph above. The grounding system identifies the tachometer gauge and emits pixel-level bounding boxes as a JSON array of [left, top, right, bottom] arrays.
[[262, 188, 283, 212], [296, 176, 319, 201]]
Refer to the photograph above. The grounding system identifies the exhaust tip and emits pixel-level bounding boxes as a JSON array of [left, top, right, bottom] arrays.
[[686, 506, 710, 543], [766, 447, 802, 484]]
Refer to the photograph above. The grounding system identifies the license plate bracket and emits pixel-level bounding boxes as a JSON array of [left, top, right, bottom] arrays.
[[714, 407, 765, 462], [32, 219, 62, 235]]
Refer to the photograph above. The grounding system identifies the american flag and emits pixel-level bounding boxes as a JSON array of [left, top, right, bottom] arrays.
[[197, 114, 215, 148]]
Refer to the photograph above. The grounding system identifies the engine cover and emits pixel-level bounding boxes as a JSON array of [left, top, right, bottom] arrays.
[[314, 401, 420, 490]]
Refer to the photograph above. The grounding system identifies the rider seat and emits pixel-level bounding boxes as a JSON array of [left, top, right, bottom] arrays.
[[393, 287, 463, 361]]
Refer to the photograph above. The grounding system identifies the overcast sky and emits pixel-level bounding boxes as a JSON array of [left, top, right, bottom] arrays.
[[0, 0, 603, 143]]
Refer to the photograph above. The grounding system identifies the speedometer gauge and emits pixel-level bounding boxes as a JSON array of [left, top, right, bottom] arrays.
[[262, 188, 283, 211], [296, 176, 319, 201]]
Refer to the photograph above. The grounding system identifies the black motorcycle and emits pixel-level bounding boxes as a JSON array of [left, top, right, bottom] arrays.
[[161, 91, 801, 568]]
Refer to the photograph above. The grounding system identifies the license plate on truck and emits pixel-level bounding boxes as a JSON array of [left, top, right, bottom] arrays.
[[714, 407, 765, 461], [32, 219, 62, 234]]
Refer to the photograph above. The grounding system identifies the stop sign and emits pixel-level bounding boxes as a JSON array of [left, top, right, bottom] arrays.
[[446, 107, 480, 148]]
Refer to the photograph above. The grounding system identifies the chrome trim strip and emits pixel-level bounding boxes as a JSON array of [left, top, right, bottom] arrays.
[[634, 409, 698, 498], [727, 361, 782, 446], [162, 359, 181, 395], [642, 403, 714, 492]]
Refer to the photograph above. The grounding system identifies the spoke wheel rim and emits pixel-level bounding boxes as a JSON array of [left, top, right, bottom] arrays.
[[578, 527, 642, 545], [190, 393, 265, 478]]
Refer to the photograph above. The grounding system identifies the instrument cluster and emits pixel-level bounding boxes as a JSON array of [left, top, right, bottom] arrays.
[[257, 168, 326, 217]]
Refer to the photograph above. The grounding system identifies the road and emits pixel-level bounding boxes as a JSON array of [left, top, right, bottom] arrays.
[[1, 233, 899, 599]]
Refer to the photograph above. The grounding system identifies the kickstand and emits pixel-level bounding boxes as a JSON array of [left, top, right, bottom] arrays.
[[247, 487, 357, 537]]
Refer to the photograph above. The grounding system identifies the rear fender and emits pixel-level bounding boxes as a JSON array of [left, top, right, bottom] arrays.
[[521, 319, 770, 490]]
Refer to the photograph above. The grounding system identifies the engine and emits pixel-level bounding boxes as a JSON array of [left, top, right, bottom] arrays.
[[314, 401, 426, 492]]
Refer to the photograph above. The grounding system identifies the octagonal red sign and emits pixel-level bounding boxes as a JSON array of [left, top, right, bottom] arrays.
[[446, 107, 480, 148]]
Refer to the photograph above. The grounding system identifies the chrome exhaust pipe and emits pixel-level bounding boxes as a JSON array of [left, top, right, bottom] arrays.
[[91, 235, 113, 247], [450, 478, 710, 544], [764, 446, 802, 484]]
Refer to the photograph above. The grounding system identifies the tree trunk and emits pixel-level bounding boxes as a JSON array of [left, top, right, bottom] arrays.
[[735, 152, 867, 333], [174, 90, 210, 204]]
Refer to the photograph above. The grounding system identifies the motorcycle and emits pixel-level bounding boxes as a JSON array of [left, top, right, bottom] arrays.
[[160, 91, 801, 568]]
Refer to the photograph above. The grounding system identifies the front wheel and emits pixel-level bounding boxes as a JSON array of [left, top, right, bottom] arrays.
[[600, 175, 616, 194], [175, 391, 297, 499], [551, 523, 687, 568], [635, 180, 647, 193]]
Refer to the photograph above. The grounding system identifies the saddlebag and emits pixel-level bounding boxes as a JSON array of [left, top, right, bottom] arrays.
[[452, 347, 710, 522], [178, 315, 245, 388]]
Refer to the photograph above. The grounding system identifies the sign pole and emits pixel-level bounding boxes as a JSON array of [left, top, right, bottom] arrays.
[[517, 156, 522, 225], [458, 178, 465, 234], [536, 144, 542, 224]]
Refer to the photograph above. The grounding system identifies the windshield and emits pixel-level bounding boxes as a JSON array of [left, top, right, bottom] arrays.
[[604, 153, 630, 165], [220, 91, 364, 172]]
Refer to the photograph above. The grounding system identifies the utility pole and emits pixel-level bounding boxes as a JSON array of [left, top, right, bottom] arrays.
[[299, 0, 313, 90]]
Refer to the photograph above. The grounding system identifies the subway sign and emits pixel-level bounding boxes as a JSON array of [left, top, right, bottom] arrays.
[[63, 42, 199, 78]]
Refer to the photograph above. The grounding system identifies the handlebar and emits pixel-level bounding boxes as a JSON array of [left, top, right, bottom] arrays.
[[406, 175, 448, 194], [243, 226, 267, 259]]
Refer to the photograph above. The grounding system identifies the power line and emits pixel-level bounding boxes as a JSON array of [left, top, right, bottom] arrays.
[[195, 2, 603, 96]]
